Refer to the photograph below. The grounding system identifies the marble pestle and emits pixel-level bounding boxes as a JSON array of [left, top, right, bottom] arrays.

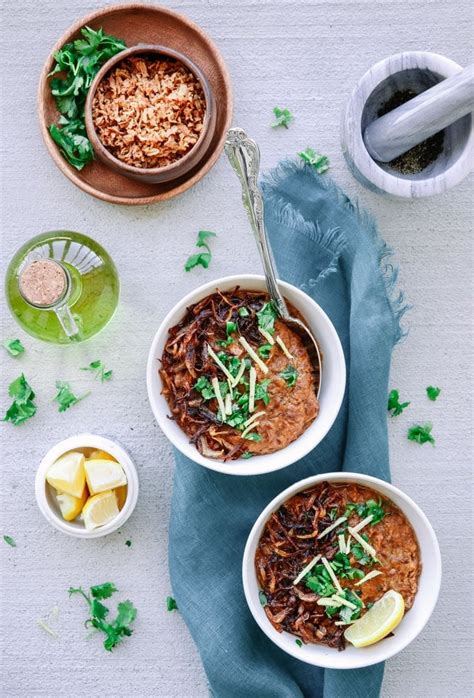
[[363, 64, 474, 163]]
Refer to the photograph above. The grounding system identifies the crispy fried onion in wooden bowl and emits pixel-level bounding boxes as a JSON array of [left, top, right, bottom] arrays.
[[146, 275, 346, 476]]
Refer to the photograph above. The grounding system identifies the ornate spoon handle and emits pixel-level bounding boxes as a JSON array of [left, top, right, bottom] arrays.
[[224, 127, 290, 320]]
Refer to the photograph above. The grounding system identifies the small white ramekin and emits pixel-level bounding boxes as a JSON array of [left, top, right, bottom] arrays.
[[146, 274, 346, 476], [242, 472, 442, 669], [35, 433, 139, 538]]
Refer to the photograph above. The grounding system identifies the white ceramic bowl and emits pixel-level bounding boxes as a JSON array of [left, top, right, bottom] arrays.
[[146, 274, 346, 476], [35, 433, 139, 538], [243, 472, 441, 669]]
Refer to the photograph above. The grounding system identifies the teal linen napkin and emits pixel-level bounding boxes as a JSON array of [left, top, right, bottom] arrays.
[[168, 160, 406, 698]]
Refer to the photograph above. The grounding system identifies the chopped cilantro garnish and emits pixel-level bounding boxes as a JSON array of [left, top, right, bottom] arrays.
[[226, 321, 237, 335], [255, 379, 271, 405], [243, 432, 262, 442], [387, 389, 410, 416], [69, 582, 137, 652], [329, 508, 338, 521], [194, 376, 215, 400], [2, 374, 37, 425], [53, 381, 89, 412], [3, 339, 25, 357], [184, 230, 216, 271], [258, 591, 268, 606], [3, 535, 16, 547], [408, 423, 435, 446], [81, 359, 112, 382], [426, 386, 441, 401], [280, 364, 298, 387], [241, 452, 254, 459], [256, 301, 278, 334], [305, 564, 336, 597], [344, 499, 385, 524], [166, 596, 178, 611], [272, 106, 294, 129], [298, 147, 329, 173], [351, 543, 373, 567], [295, 639, 303, 648], [238, 307, 249, 317], [258, 343, 273, 359]]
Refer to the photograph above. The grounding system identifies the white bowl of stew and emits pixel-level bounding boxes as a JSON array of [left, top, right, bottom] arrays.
[[146, 274, 346, 475], [242, 472, 441, 668]]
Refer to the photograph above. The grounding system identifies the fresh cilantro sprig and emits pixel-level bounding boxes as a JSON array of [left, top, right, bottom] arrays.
[[53, 381, 89, 412], [48, 27, 126, 170], [408, 423, 435, 446], [272, 106, 294, 129], [3, 339, 25, 357], [184, 231, 217, 271], [387, 389, 410, 416], [81, 360, 113, 382], [69, 582, 137, 652], [280, 364, 298, 387], [256, 301, 278, 334], [298, 148, 329, 173], [166, 596, 178, 612], [426, 386, 441, 401], [3, 535, 16, 547], [2, 374, 37, 425]]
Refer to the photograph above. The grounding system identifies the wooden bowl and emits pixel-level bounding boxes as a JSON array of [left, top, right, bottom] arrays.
[[38, 3, 233, 205], [85, 44, 217, 184]]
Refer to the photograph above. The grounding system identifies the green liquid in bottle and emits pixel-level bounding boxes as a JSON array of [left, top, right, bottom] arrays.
[[6, 231, 120, 344]]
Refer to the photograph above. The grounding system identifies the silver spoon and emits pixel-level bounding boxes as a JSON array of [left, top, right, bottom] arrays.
[[224, 127, 322, 399]]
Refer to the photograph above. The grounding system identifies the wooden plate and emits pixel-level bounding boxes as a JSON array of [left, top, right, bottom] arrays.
[[38, 3, 233, 205]]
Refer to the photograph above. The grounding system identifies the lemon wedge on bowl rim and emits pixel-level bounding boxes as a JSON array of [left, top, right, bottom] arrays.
[[84, 458, 127, 495], [56, 486, 88, 521], [82, 491, 119, 530], [45, 451, 85, 498], [344, 590, 405, 648]]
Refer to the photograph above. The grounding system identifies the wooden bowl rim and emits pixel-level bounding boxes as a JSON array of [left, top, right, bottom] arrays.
[[37, 2, 233, 206]]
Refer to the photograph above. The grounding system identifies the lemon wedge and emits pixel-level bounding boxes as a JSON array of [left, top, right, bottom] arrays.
[[344, 590, 405, 647], [88, 449, 117, 462], [84, 458, 127, 495], [115, 485, 128, 510], [82, 491, 119, 530], [56, 486, 88, 521], [46, 451, 86, 498]]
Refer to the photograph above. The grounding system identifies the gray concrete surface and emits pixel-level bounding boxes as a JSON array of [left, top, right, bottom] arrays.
[[1, 1, 472, 696]]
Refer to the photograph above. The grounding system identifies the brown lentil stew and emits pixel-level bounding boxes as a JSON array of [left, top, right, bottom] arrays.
[[92, 56, 206, 168], [255, 481, 421, 650], [160, 288, 319, 461]]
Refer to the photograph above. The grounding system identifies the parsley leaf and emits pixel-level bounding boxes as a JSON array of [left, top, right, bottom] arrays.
[[295, 639, 303, 648], [256, 301, 278, 334], [3, 535, 16, 547], [241, 452, 254, 459], [408, 423, 435, 446], [426, 386, 441, 401], [48, 27, 126, 170], [166, 596, 178, 611], [258, 343, 273, 359], [298, 148, 330, 173], [238, 307, 249, 317], [243, 432, 262, 442], [184, 230, 217, 271], [81, 359, 113, 382], [350, 543, 373, 566], [69, 583, 137, 652], [387, 389, 410, 416], [2, 374, 37, 425], [3, 339, 25, 357], [255, 379, 271, 405], [280, 364, 298, 387], [125, 540, 132, 547], [272, 106, 294, 129], [344, 499, 385, 524], [53, 381, 89, 412]]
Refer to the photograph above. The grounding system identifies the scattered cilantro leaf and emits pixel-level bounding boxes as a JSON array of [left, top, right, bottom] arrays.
[[258, 591, 268, 606], [243, 432, 262, 442], [408, 423, 435, 446], [272, 106, 294, 129], [2, 374, 37, 425], [256, 301, 278, 334], [3, 535, 16, 547], [350, 543, 373, 566], [3, 339, 25, 357], [255, 379, 271, 405], [166, 596, 178, 611], [238, 307, 249, 317], [81, 360, 113, 382], [125, 540, 132, 547], [295, 639, 303, 648], [69, 583, 137, 651], [258, 343, 273, 359], [53, 381, 89, 412], [426, 386, 441, 401], [280, 364, 298, 387], [184, 230, 217, 271], [48, 27, 126, 170], [387, 389, 410, 417], [298, 147, 329, 173]]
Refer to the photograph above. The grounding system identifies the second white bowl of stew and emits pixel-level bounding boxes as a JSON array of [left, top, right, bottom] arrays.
[[242, 472, 441, 668], [146, 274, 346, 475]]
